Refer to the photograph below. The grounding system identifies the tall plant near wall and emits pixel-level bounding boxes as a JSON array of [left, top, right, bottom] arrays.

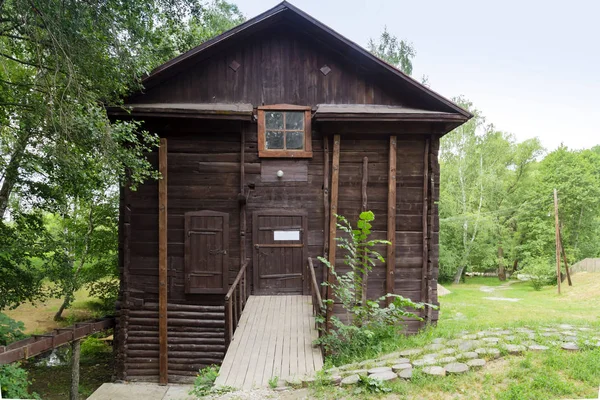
[[317, 212, 426, 362]]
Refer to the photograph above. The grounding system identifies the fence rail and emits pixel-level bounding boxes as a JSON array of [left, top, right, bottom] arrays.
[[224, 261, 249, 346], [0, 317, 114, 365]]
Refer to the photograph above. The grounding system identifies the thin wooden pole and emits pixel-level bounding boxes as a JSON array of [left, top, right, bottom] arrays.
[[327, 134, 341, 329], [322, 135, 330, 299], [158, 138, 168, 385], [554, 189, 561, 295], [559, 229, 573, 286], [427, 136, 435, 321], [240, 126, 247, 303], [386, 136, 397, 305], [421, 139, 430, 322], [361, 156, 369, 306], [70, 339, 81, 400]]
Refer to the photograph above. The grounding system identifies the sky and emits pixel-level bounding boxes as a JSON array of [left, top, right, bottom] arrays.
[[231, 0, 599, 152]]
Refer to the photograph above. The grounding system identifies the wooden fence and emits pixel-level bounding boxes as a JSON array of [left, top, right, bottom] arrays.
[[570, 258, 600, 273]]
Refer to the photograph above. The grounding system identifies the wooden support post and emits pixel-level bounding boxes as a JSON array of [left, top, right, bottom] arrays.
[[322, 135, 330, 299], [554, 189, 561, 295], [240, 126, 247, 303], [361, 156, 369, 306], [70, 339, 81, 400], [421, 139, 430, 322], [560, 235, 573, 286], [386, 136, 397, 305], [326, 134, 340, 329], [158, 138, 168, 385], [427, 136, 436, 322]]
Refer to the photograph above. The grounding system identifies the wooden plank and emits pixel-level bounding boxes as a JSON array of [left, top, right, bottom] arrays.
[[243, 295, 269, 389], [158, 137, 168, 385], [260, 296, 277, 385], [233, 296, 263, 389], [421, 138, 430, 322], [280, 296, 291, 379], [361, 156, 369, 306], [386, 136, 397, 304], [323, 135, 330, 296], [554, 189, 561, 294], [327, 135, 341, 327]]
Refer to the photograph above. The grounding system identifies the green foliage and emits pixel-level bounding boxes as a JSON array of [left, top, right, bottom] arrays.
[[0, 363, 38, 399], [368, 26, 415, 75], [80, 336, 112, 360], [0, 0, 245, 311], [0, 212, 50, 310], [0, 313, 27, 345], [520, 258, 556, 291], [354, 375, 392, 394], [268, 375, 279, 389], [190, 365, 220, 397], [317, 212, 427, 364], [87, 278, 119, 315], [439, 97, 544, 282]]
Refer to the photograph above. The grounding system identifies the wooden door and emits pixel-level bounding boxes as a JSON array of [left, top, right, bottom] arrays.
[[184, 211, 229, 294], [252, 211, 307, 295]]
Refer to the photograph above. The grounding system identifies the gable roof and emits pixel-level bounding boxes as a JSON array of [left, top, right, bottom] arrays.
[[141, 1, 471, 119]]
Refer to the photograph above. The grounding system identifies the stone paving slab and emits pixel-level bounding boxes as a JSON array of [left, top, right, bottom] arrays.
[[88, 383, 193, 400]]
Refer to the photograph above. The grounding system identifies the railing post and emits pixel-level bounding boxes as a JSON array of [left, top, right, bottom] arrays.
[[227, 299, 233, 344]]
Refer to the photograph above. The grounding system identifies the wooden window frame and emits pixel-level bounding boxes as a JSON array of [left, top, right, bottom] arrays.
[[257, 104, 313, 158]]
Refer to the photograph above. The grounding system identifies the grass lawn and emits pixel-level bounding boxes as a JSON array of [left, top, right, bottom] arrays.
[[312, 272, 600, 400], [4, 288, 98, 334]]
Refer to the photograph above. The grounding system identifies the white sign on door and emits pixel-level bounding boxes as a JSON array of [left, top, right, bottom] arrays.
[[273, 230, 300, 241]]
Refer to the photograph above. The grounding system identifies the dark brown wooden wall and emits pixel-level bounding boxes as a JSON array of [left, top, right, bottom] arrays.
[[116, 117, 441, 381], [129, 26, 418, 108]]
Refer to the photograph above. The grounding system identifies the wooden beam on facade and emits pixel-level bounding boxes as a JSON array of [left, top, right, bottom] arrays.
[[421, 138, 430, 322], [322, 135, 330, 299], [158, 138, 168, 385], [386, 136, 397, 304], [361, 156, 369, 306], [240, 125, 247, 305], [326, 134, 341, 328]]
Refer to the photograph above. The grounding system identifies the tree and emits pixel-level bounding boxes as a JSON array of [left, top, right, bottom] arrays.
[[438, 97, 542, 283], [0, 0, 245, 310], [368, 26, 415, 75]]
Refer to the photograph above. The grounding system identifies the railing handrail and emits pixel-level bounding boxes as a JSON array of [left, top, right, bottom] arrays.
[[307, 257, 323, 311], [225, 261, 248, 301]]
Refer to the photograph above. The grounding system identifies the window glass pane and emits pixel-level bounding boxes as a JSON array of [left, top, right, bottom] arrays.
[[286, 131, 304, 149], [265, 111, 284, 129], [285, 112, 304, 130], [265, 131, 284, 149]]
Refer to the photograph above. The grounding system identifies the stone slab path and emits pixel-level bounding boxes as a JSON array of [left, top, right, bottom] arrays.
[[88, 383, 194, 400]]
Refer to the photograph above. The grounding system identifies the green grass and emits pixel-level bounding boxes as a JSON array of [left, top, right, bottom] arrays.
[[311, 273, 600, 399]]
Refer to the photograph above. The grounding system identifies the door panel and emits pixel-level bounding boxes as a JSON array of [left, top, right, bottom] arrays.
[[185, 211, 229, 294], [253, 211, 307, 295]]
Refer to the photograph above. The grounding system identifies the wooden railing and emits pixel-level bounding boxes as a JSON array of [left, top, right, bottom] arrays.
[[225, 261, 249, 347], [307, 257, 325, 333]]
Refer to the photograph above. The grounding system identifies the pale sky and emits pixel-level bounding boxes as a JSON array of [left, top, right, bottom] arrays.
[[232, 0, 599, 151]]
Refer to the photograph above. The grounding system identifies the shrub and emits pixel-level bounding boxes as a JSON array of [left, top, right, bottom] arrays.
[[87, 278, 119, 315], [316, 212, 429, 363], [0, 363, 39, 399], [189, 365, 220, 397], [81, 336, 112, 360], [521, 258, 556, 291], [0, 313, 27, 346]]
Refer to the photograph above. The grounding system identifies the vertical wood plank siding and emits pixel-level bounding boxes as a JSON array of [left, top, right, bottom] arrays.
[[116, 23, 448, 382], [158, 138, 168, 385]]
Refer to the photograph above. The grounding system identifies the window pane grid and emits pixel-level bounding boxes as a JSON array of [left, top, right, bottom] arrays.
[[264, 111, 305, 151]]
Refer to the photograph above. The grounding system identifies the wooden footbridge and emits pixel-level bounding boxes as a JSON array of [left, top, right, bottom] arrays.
[[215, 295, 323, 389]]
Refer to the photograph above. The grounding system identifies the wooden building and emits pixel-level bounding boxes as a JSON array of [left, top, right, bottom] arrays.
[[108, 1, 471, 384]]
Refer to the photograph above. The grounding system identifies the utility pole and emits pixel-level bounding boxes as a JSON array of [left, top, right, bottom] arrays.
[[554, 189, 561, 294]]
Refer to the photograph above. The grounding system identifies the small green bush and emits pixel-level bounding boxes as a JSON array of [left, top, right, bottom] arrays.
[[521, 259, 556, 291], [189, 365, 220, 397], [81, 336, 112, 360], [0, 313, 27, 346], [0, 363, 39, 399]]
